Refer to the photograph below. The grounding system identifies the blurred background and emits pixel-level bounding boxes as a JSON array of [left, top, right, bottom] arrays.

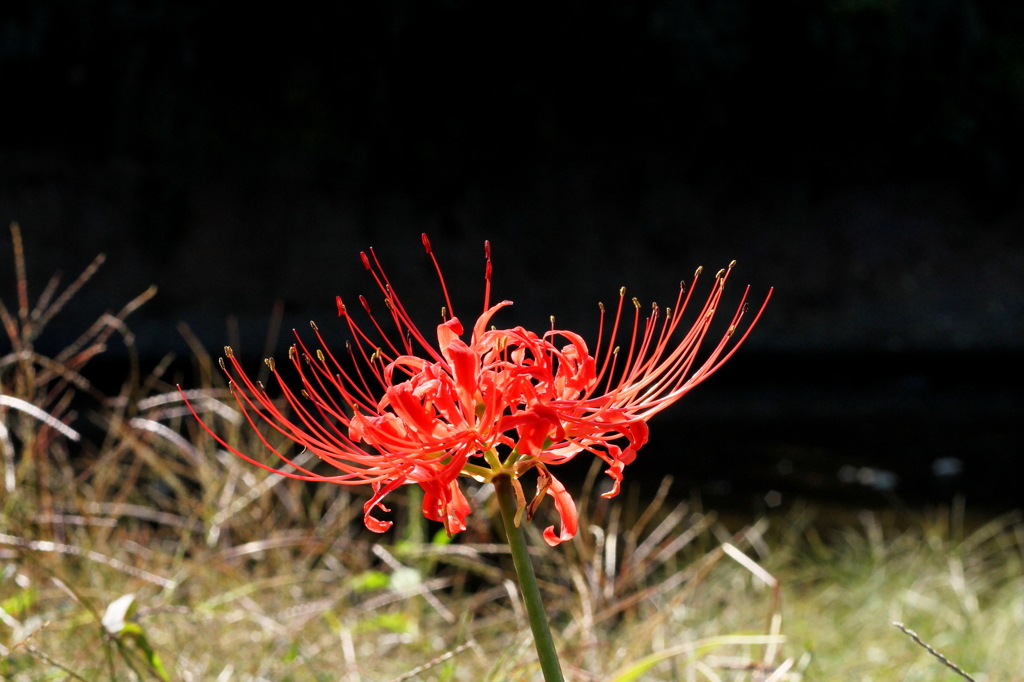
[[1, 0, 1021, 510]]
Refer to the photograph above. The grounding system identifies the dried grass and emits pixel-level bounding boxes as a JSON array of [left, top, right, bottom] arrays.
[[1, 223, 1022, 681]]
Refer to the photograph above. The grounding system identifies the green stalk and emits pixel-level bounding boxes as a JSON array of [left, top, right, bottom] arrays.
[[492, 473, 565, 682]]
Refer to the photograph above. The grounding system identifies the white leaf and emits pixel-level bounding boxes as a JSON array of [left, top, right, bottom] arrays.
[[102, 593, 136, 634]]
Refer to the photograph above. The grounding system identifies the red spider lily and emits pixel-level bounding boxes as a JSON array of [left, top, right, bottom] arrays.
[[184, 235, 770, 545]]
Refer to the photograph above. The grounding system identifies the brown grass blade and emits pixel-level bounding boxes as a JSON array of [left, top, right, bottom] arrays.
[[9, 222, 30, 323], [29, 270, 62, 322], [31, 253, 107, 339]]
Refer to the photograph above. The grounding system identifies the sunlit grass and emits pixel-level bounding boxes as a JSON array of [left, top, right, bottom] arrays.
[[1, 224, 1022, 681]]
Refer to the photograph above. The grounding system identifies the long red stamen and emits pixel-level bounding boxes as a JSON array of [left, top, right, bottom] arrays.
[[422, 233, 454, 319], [483, 240, 493, 312], [358, 295, 402, 362], [594, 287, 626, 387], [364, 249, 421, 356], [592, 301, 606, 372], [358, 250, 414, 355], [363, 248, 448, 364], [303, 323, 377, 409]]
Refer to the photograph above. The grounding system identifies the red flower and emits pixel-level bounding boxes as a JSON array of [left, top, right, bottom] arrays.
[[185, 236, 770, 545]]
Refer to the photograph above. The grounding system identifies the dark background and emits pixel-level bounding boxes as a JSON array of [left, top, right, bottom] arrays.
[[1, 1, 1021, 510]]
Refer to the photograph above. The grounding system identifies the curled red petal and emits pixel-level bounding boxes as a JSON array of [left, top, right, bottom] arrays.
[[541, 475, 579, 546], [420, 478, 446, 522], [436, 317, 464, 355], [600, 444, 638, 499], [363, 513, 393, 533], [472, 301, 513, 344], [420, 477, 472, 535], [363, 477, 406, 533], [623, 420, 649, 450], [444, 480, 471, 534]]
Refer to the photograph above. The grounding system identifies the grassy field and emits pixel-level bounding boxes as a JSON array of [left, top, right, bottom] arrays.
[[1, 227, 1022, 681]]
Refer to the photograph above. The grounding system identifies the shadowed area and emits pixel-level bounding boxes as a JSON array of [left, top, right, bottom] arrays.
[[2, 0, 1022, 510]]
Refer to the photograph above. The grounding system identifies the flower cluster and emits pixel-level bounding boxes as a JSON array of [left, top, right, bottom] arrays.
[[186, 235, 770, 545]]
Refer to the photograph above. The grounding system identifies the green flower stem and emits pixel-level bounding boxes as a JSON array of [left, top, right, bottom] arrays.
[[492, 473, 565, 682], [460, 462, 494, 480]]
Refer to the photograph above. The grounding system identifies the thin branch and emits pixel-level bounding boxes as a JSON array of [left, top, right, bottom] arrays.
[[892, 622, 976, 682], [21, 643, 94, 682], [385, 640, 478, 682], [0, 533, 176, 589]]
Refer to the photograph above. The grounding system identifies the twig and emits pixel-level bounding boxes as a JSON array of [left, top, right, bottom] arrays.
[[763, 657, 794, 682], [385, 640, 477, 682], [21, 643, 93, 682], [891, 622, 976, 682], [207, 450, 315, 545], [83, 502, 203, 531], [0, 533, 176, 588], [0, 619, 90, 682]]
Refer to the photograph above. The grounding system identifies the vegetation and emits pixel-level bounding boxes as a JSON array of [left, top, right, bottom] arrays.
[[1, 227, 1022, 681]]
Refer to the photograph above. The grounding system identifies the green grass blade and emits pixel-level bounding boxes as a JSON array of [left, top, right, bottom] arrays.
[[606, 634, 785, 682]]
